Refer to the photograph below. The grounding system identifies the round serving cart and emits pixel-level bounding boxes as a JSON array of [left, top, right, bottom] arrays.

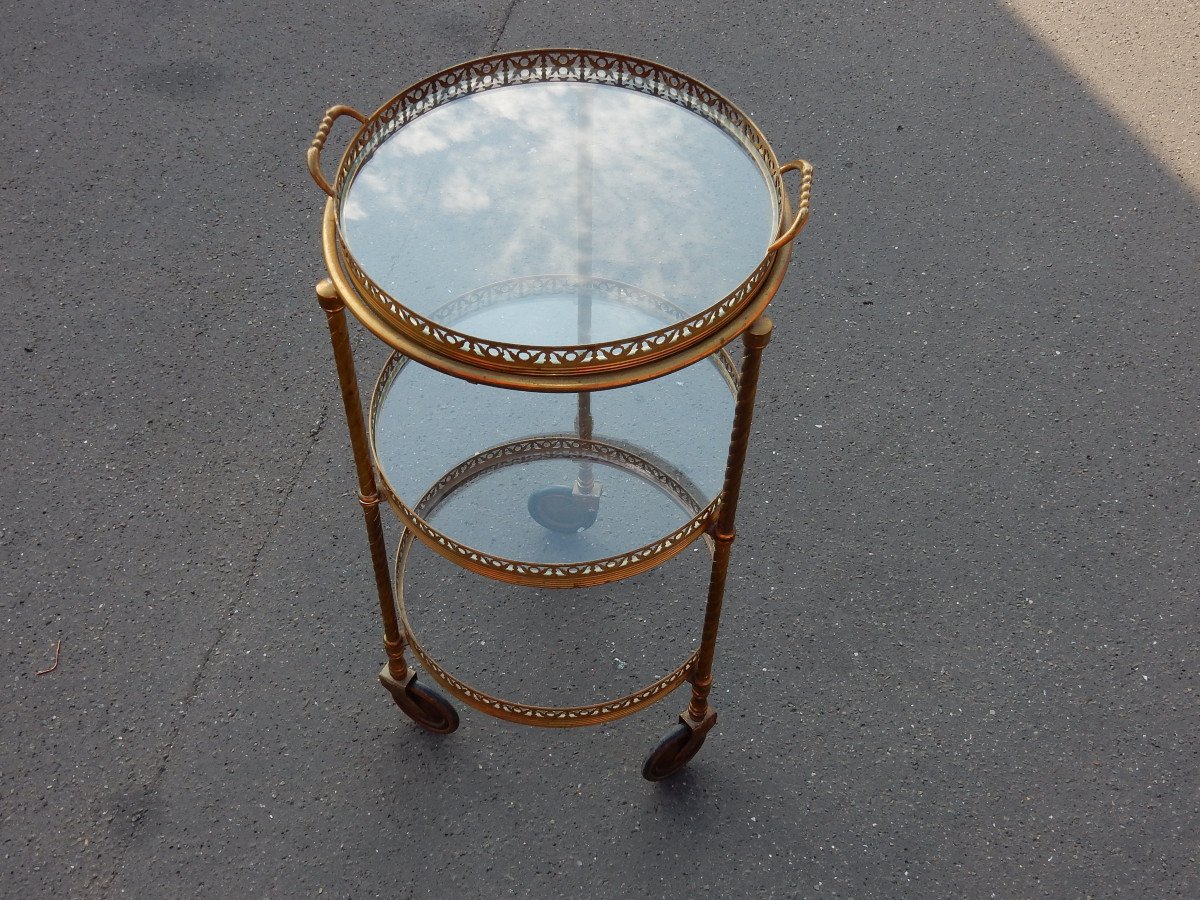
[[307, 49, 811, 780]]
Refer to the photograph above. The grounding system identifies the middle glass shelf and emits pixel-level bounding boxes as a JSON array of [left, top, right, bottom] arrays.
[[368, 275, 737, 587]]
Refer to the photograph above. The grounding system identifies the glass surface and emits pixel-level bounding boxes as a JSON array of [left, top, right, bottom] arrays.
[[372, 348, 735, 565], [426, 460, 688, 564], [342, 82, 775, 345]]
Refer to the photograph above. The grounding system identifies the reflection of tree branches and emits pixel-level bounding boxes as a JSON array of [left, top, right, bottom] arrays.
[[342, 82, 774, 319]]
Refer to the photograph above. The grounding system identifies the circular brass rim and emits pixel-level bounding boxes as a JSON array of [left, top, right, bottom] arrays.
[[393, 524, 701, 727], [324, 196, 791, 392], [377, 432, 722, 589], [322, 48, 793, 383], [368, 314, 737, 588]]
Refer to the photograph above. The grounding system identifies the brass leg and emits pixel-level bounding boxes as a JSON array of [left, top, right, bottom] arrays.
[[643, 316, 773, 780], [317, 279, 458, 734]]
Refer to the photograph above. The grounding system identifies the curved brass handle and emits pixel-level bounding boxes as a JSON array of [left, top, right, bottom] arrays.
[[768, 159, 814, 252], [307, 105, 368, 197]]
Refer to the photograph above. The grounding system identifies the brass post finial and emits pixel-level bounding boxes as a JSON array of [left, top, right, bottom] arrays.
[[316, 278, 342, 312], [744, 315, 774, 350]]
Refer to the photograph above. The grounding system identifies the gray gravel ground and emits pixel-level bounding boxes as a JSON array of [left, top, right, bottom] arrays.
[[2, 1, 1196, 897]]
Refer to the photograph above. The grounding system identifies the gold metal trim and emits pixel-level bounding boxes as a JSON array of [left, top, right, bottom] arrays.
[[376, 433, 722, 589], [768, 160, 814, 252], [685, 316, 773, 723], [404, 273, 729, 344], [308, 105, 367, 198], [322, 199, 792, 392], [312, 48, 809, 382], [393, 526, 699, 727], [317, 279, 410, 683], [337, 235, 773, 377], [375, 273, 742, 389]]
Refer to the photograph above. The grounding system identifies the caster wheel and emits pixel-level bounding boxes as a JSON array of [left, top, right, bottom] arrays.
[[380, 668, 459, 734], [397, 679, 460, 734], [642, 722, 707, 781], [528, 485, 599, 533]]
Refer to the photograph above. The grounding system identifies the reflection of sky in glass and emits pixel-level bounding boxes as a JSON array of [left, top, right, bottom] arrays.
[[342, 83, 774, 345]]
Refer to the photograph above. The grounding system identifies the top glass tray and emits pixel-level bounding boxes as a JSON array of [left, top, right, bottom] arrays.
[[311, 50, 810, 385]]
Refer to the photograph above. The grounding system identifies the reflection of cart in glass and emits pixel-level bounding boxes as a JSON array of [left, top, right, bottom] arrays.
[[308, 50, 811, 779]]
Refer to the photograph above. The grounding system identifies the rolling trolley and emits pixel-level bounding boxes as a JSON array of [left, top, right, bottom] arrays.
[[307, 49, 811, 779]]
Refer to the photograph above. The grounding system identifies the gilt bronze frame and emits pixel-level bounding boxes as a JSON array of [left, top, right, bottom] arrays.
[[311, 48, 810, 779]]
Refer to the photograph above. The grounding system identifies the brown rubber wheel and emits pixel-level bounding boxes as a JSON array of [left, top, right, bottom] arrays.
[[642, 722, 707, 781], [389, 677, 460, 734]]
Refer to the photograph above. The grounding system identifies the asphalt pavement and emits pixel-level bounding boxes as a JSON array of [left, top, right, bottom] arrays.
[[2, 1, 1196, 897]]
